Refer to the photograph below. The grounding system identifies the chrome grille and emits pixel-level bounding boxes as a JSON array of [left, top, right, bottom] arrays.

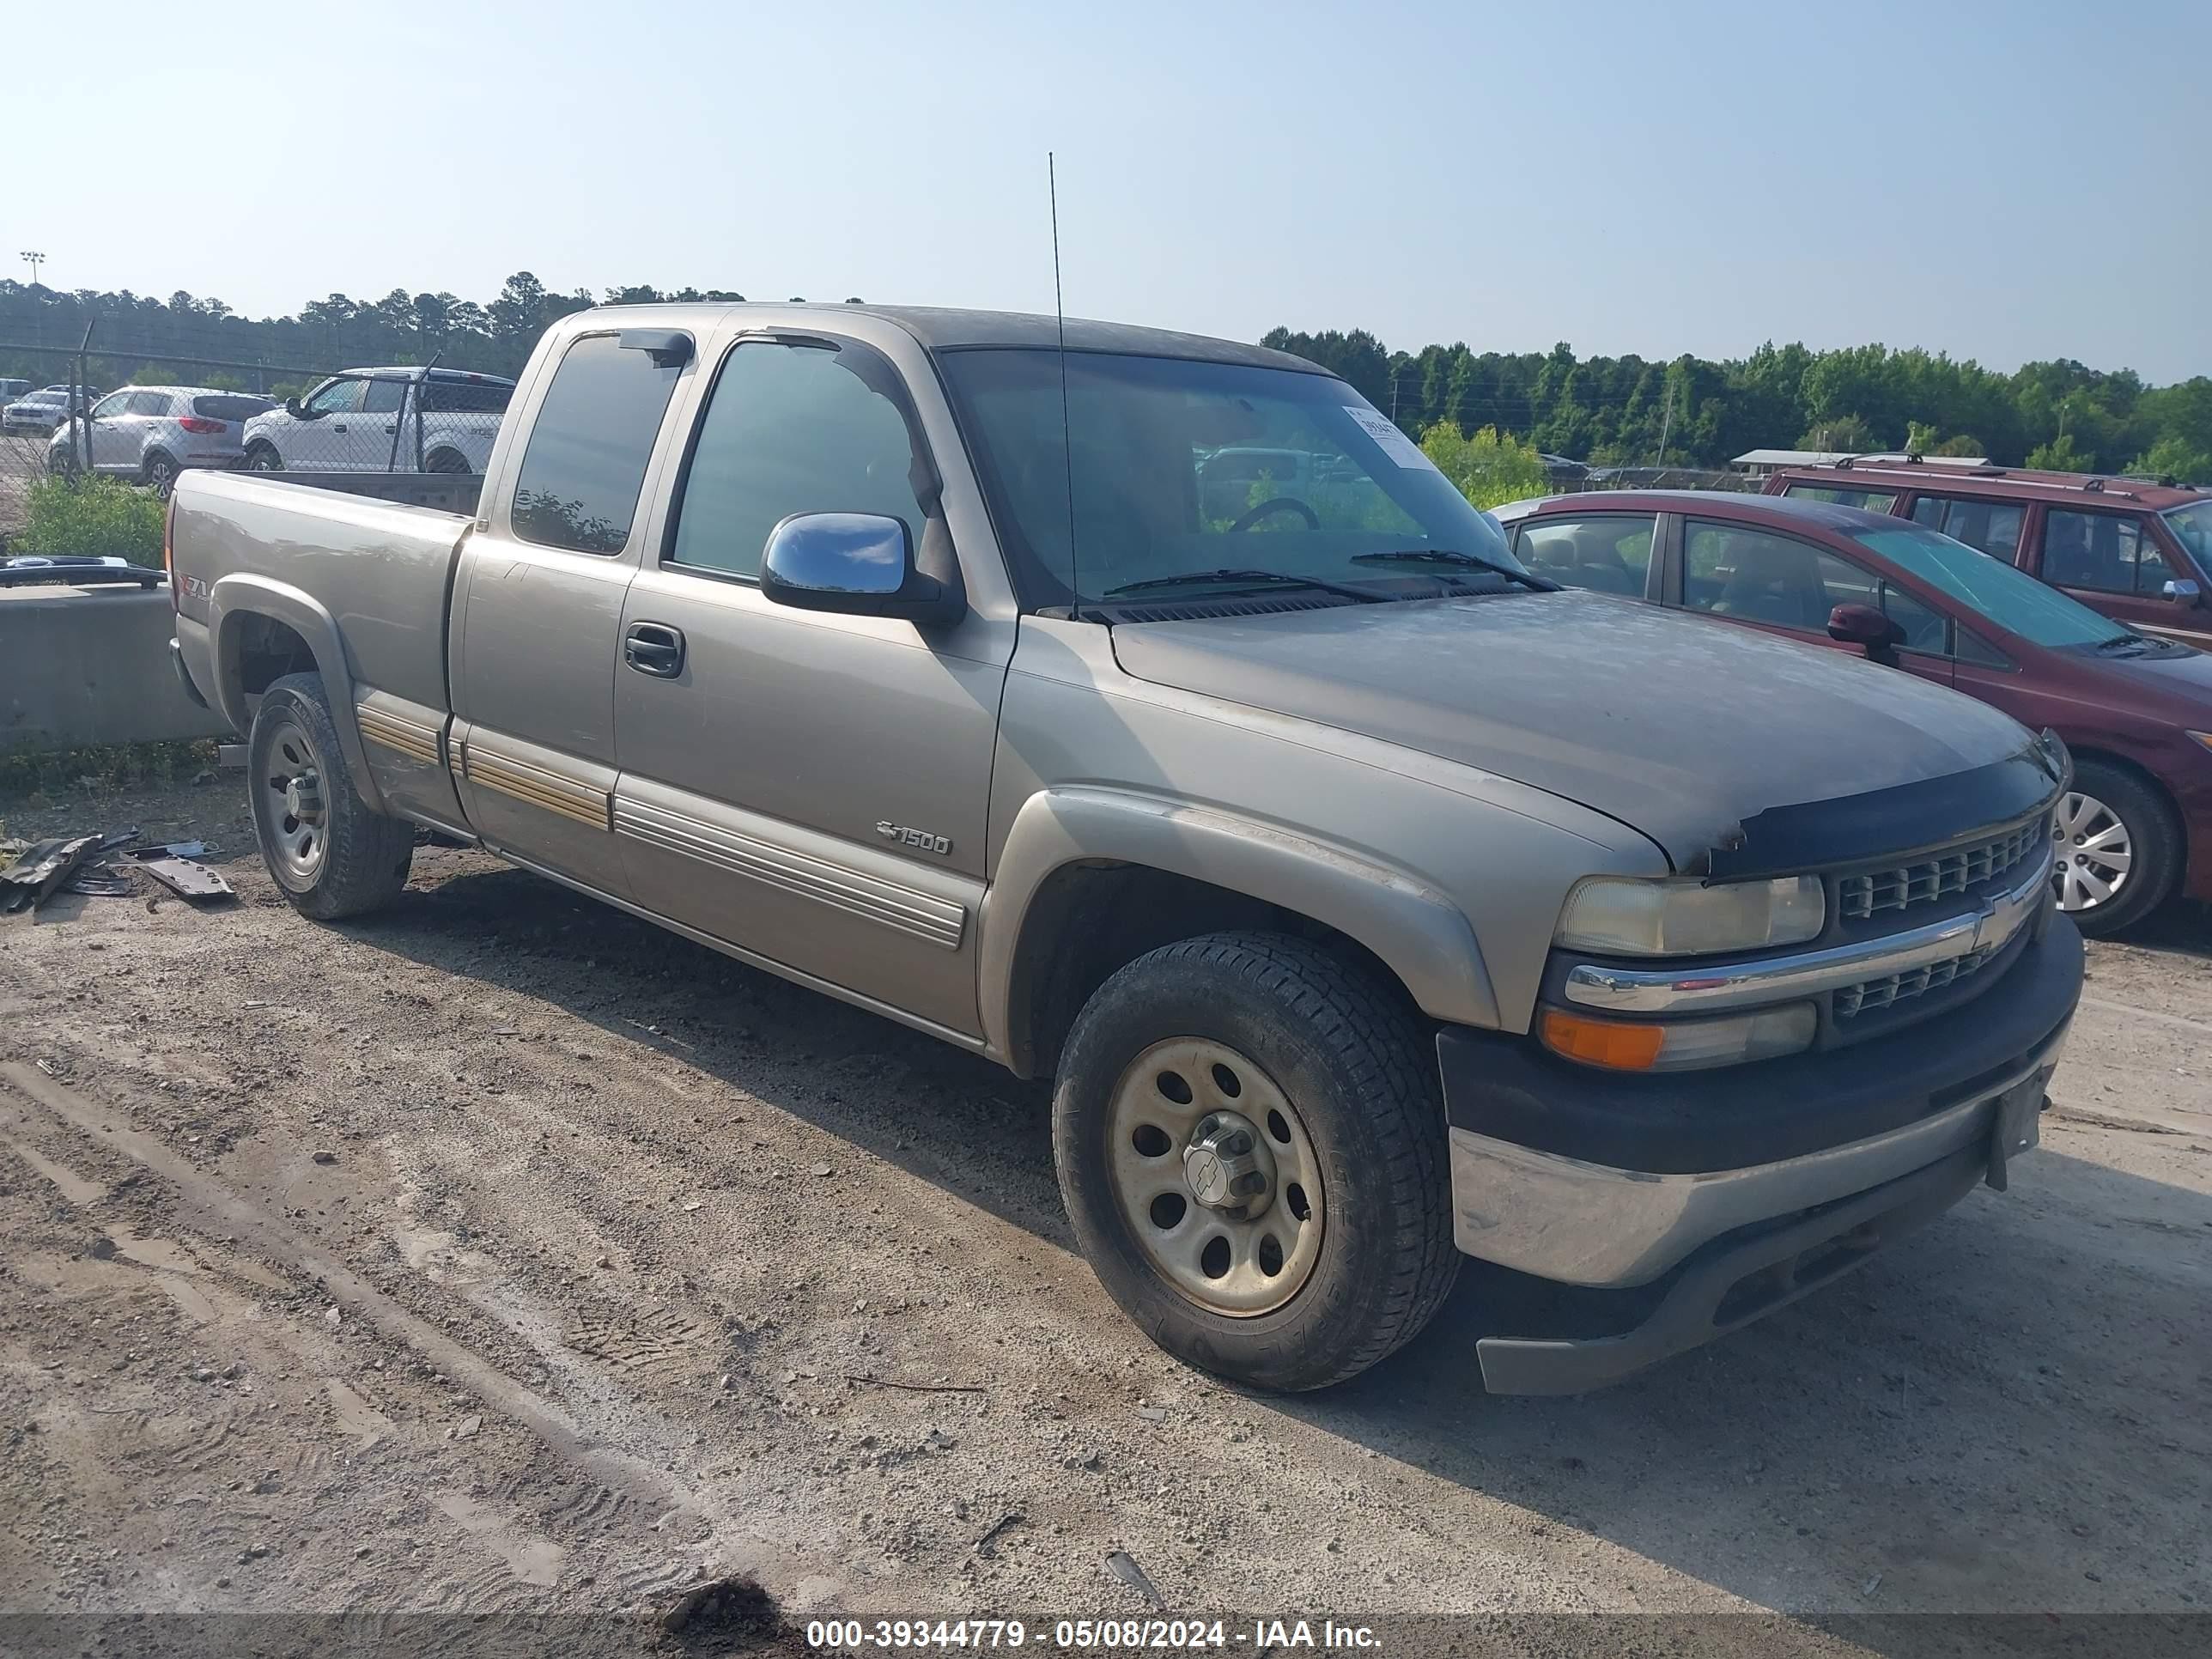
[[1837, 818, 2045, 922], [1834, 947, 1996, 1019]]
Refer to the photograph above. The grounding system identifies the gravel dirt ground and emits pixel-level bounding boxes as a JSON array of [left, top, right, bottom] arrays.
[[0, 776, 2205, 1656]]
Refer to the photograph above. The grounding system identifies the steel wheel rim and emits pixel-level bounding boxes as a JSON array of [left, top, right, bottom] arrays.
[[257, 714, 329, 886], [2053, 790, 2131, 912], [1105, 1037, 1326, 1317]]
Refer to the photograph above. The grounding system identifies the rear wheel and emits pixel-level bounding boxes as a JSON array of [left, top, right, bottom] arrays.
[[247, 673, 413, 920], [2054, 759, 2179, 935], [143, 452, 179, 495], [1053, 932, 1459, 1390], [425, 448, 471, 475]]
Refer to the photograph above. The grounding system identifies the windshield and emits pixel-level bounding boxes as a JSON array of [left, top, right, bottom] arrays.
[[2164, 500, 2212, 567], [938, 349, 1525, 611], [1847, 525, 2130, 648]]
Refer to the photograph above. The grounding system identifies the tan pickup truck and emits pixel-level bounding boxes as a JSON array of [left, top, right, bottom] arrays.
[[167, 303, 2082, 1392]]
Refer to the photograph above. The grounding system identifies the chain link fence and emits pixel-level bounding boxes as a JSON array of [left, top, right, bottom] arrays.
[[1, 332, 517, 552]]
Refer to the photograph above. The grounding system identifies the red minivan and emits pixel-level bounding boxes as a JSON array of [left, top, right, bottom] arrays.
[[1492, 490, 2212, 934], [1762, 459, 2212, 652]]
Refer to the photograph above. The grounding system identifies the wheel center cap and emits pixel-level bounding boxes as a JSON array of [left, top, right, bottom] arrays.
[[284, 770, 324, 825], [1182, 1111, 1275, 1218]]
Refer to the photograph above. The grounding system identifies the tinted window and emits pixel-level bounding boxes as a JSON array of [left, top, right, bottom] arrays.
[[1784, 484, 1898, 512], [2040, 509, 2172, 594], [1684, 520, 1945, 652], [304, 379, 363, 416], [1850, 525, 2130, 648], [510, 333, 684, 556], [362, 379, 406, 416], [1910, 495, 2024, 561], [1516, 514, 1653, 596], [193, 395, 275, 421], [2159, 501, 2211, 568], [420, 377, 514, 415], [89, 393, 131, 419], [125, 391, 172, 417], [668, 342, 929, 580]]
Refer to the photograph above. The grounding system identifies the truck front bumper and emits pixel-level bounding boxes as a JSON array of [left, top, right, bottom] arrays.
[[1440, 915, 2082, 1393]]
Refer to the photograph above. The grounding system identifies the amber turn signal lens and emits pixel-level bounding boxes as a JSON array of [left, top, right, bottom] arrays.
[[1540, 1009, 1665, 1071]]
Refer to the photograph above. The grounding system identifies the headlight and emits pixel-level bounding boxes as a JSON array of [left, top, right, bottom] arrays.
[[1555, 874, 1826, 957], [2189, 731, 2212, 756], [1540, 1003, 1818, 1072]]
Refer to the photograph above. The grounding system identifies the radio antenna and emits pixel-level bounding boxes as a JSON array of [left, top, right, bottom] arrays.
[[1049, 152, 1082, 619]]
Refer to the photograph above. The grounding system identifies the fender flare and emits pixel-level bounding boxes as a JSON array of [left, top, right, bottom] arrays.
[[978, 786, 1500, 1069], [206, 571, 386, 813]]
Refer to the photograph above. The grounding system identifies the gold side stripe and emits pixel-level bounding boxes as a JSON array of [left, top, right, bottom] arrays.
[[614, 798, 966, 951], [356, 706, 441, 767], [466, 750, 611, 830]]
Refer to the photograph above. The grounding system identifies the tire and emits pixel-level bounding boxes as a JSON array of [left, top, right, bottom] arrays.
[[143, 451, 179, 495], [247, 673, 414, 921], [1053, 931, 1459, 1390], [2055, 759, 2180, 936], [425, 449, 471, 475], [245, 443, 283, 471]]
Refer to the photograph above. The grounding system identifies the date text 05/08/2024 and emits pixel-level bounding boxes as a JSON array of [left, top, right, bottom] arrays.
[[805, 1619, 1382, 1651]]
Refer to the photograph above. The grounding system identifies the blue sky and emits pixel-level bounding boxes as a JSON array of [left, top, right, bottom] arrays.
[[12, 0, 2209, 378]]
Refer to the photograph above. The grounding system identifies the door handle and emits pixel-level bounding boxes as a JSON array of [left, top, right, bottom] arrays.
[[331, 422, 349, 433], [624, 622, 686, 678], [383, 423, 399, 434]]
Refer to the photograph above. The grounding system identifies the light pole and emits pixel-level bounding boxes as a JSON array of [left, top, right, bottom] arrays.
[[19, 250, 46, 286]]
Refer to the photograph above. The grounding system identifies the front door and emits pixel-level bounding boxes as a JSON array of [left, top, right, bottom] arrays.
[[612, 334, 1008, 1039], [85, 392, 137, 473], [452, 331, 689, 896], [1675, 517, 1956, 691], [2028, 504, 2210, 647]]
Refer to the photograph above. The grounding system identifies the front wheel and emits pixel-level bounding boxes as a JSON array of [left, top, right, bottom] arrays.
[[245, 443, 283, 471], [1053, 932, 1459, 1390], [248, 673, 414, 920], [2053, 760, 2179, 936]]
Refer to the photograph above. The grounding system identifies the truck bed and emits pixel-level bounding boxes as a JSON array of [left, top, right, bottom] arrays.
[[169, 468, 472, 726]]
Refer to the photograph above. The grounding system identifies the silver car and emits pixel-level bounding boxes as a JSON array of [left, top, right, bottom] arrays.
[[47, 386, 276, 491], [3, 388, 77, 434]]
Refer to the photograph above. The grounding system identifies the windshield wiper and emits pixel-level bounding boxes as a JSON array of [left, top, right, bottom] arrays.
[[2094, 632, 2154, 653], [1102, 568, 1386, 605], [1350, 548, 1558, 592]]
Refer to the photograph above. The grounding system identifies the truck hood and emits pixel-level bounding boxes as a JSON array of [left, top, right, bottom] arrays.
[[1109, 590, 2049, 870]]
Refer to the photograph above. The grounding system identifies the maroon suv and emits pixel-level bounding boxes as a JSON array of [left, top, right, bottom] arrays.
[[1762, 459, 2212, 652], [1492, 490, 2212, 934]]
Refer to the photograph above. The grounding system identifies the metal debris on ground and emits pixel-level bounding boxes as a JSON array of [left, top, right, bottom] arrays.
[[2, 836, 101, 912], [126, 846, 234, 903], [1103, 1549, 1166, 1610]]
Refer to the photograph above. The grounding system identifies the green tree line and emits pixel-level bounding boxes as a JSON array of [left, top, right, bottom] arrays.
[[1262, 327, 2212, 483], [4, 275, 2203, 481]]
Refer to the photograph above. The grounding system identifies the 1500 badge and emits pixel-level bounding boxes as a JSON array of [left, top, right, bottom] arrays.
[[876, 822, 951, 855]]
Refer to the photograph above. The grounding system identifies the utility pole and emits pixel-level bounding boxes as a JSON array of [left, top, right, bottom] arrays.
[[1655, 379, 1674, 470], [19, 250, 45, 287]]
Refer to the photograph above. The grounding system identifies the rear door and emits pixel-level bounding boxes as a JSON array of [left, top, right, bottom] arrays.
[[450, 331, 690, 895], [1904, 492, 2027, 564], [611, 330, 1008, 1038], [2024, 504, 2203, 643]]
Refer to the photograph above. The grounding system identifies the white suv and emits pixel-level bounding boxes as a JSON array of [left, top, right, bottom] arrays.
[[46, 386, 276, 490], [240, 367, 516, 475]]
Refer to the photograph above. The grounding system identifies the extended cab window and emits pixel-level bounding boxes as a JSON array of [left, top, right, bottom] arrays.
[[665, 342, 927, 580], [2039, 509, 2172, 595], [362, 379, 406, 416], [1684, 521, 1945, 652], [1908, 495, 2024, 562], [422, 377, 514, 415], [510, 334, 684, 556], [1783, 484, 1898, 512], [1516, 514, 1653, 596]]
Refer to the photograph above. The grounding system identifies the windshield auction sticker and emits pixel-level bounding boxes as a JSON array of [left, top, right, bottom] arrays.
[[1342, 406, 1438, 471]]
